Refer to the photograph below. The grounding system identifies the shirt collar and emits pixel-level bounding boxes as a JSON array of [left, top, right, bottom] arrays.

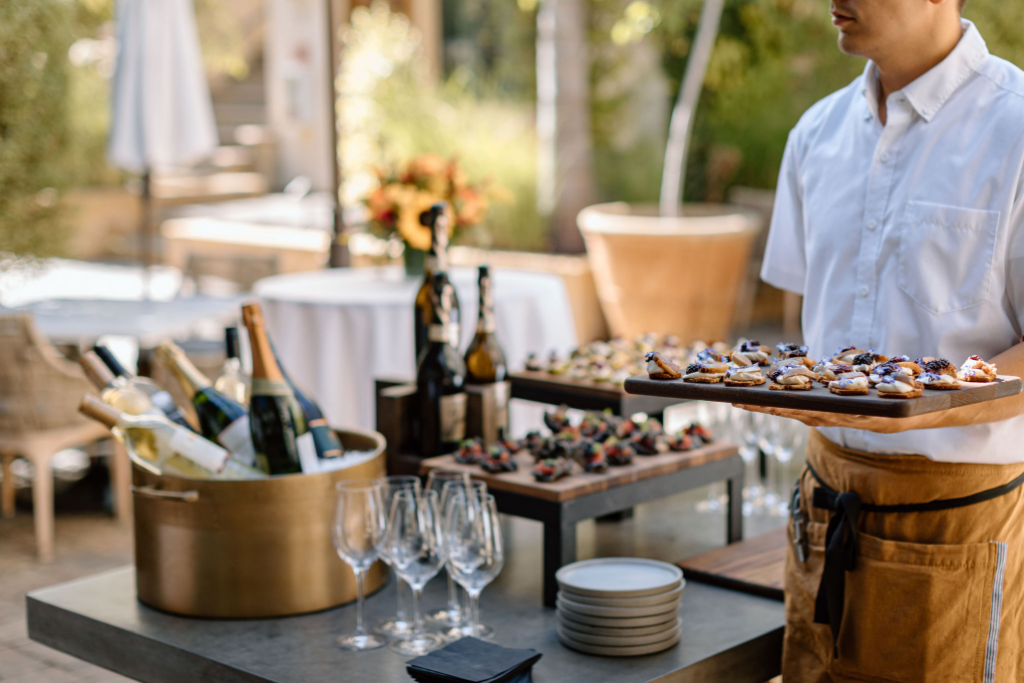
[[862, 19, 989, 123]]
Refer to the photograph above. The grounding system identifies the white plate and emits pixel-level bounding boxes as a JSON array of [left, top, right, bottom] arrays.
[[558, 609, 680, 628], [556, 557, 683, 599], [556, 614, 679, 637], [557, 594, 680, 619], [558, 628, 681, 657], [558, 582, 684, 607], [558, 619, 682, 646]]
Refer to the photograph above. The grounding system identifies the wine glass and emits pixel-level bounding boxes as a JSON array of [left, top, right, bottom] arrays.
[[438, 480, 493, 641], [331, 479, 387, 651], [445, 492, 504, 640], [424, 470, 471, 626], [375, 475, 421, 637], [387, 489, 447, 656]]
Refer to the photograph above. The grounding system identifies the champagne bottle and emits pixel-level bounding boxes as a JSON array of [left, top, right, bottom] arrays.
[[464, 265, 507, 383], [242, 302, 316, 475], [416, 271, 467, 457], [414, 203, 461, 362], [79, 352, 160, 416], [78, 395, 265, 480], [269, 340, 344, 461], [155, 341, 259, 468], [213, 327, 250, 406], [93, 344, 194, 430]]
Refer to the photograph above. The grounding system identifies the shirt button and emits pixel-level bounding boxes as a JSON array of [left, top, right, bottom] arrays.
[[858, 285, 870, 298], [880, 152, 890, 163], [867, 220, 877, 231]]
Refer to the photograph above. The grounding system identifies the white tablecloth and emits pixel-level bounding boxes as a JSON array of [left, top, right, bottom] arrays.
[[254, 266, 578, 431]]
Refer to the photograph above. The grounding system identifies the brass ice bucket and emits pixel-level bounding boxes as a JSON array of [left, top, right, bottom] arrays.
[[130, 427, 389, 618]]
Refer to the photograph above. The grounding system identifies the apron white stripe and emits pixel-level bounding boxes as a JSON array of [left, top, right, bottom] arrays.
[[984, 541, 1007, 683]]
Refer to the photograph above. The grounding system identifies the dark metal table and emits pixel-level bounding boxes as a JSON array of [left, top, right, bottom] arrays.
[[27, 565, 783, 683]]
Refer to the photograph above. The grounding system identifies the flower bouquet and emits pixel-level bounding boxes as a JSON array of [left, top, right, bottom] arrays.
[[364, 154, 507, 275]]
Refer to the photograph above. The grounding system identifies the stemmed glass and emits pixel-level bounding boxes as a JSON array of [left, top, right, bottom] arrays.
[[445, 491, 504, 640], [387, 489, 447, 656], [331, 479, 388, 651], [375, 475, 421, 637], [424, 470, 471, 626], [438, 480, 493, 641]]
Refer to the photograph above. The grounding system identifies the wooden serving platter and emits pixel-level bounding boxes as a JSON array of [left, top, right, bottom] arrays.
[[624, 370, 1022, 418], [677, 529, 786, 602], [421, 441, 737, 503], [509, 371, 680, 416]]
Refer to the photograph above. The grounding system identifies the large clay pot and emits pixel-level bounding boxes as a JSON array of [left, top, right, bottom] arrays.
[[578, 202, 761, 343]]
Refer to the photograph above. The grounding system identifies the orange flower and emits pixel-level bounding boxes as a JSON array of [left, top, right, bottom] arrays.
[[397, 190, 443, 251]]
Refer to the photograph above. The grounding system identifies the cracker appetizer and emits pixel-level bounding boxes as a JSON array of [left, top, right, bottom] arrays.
[[876, 373, 923, 399], [645, 351, 682, 380], [684, 422, 714, 445], [959, 355, 998, 382], [577, 442, 608, 473], [918, 371, 961, 390], [917, 357, 957, 377], [533, 457, 572, 482], [696, 347, 730, 364], [663, 433, 695, 452], [525, 353, 545, 372], [817, 362, 853, 385], [887, 355, 923, 376], [868, 361, 901, 385], [454, 437, 485, 465], [682, 361, 729, 383], [736, 340, 772, 365], [602, 437, 635, 465], [725, 365, 766, 386], [829, 372, 870, 396], [850, 351, 888, 374], [630, 430, 664, 456], [768, 363, 816, 391], [775, 342, 809, 360], [481, 444, 519, 473]]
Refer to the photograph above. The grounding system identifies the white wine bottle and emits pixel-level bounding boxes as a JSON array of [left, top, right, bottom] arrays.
[[414, 203, 461, 362], [78, 395, 266, 480], [213, 327, 250, 406], [155, 341, 259, 468], [79, 352, 161, 417], [93, 344, 195, 430]]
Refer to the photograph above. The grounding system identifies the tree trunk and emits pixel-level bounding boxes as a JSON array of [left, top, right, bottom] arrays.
[[536, 0, 596, 253]]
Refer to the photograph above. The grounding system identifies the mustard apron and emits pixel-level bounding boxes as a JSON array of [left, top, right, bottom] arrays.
[[784, 429, 1024, 683]]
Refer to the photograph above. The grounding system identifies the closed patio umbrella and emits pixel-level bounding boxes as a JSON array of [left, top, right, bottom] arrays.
[[107, 0, 218, 279]]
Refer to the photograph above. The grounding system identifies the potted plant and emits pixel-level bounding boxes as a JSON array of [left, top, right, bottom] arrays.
[[577, 0, 761, 343]]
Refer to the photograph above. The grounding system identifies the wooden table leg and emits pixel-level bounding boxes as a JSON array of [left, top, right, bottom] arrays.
[[1, 452, 15, 519], [726, 462, 745, 545], [32, 450, 55, 563], [543, 509, 577, 608]]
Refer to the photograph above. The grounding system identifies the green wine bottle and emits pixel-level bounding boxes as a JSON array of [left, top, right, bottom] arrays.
[[270, 340, 344, 461], [417, 271, 467, 457]]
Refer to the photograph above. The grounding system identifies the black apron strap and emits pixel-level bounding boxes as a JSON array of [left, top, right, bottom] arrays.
[[803, 460, 1024, 659]]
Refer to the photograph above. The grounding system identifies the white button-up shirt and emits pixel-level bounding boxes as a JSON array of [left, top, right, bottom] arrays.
[[761, 20, 1024, 464]]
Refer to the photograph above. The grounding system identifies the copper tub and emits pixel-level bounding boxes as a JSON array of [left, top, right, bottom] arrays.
[[129, 427, 388, 618]]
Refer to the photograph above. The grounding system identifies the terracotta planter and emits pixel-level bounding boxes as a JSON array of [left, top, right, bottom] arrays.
[[578, 202, 761, 343]]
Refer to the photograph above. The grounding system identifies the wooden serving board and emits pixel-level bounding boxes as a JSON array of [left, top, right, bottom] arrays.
[[421, 441, 737, 503], [677, 529, 787, 602], [624, 370, 1022, 418], [509, 371, 680, 416]]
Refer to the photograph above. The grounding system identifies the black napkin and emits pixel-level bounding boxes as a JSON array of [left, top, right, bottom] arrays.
[[406, 637, 542, 683]]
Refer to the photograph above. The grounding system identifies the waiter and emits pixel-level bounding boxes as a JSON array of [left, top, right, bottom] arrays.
[[745, 0, 1024, 681]]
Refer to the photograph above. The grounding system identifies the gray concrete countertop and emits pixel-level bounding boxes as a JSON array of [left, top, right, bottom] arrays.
[[26, 561, 783, 683]]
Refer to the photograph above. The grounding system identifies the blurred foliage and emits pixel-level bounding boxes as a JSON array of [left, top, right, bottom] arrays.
[[0, 0, 75, 258], [443, 0, 538, 99]]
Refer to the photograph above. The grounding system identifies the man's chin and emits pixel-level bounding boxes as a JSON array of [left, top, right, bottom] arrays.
[[837, 32, 867, 58]]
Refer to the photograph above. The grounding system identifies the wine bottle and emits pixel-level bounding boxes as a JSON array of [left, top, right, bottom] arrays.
[[414, 203, 461, 363], [78, 395, 265, 480], [213, 327, 250, 406], [269, 340, 344, 461], [242, 302, 316, 475], [464, 265, 507, 383], [93, 344, 195, 430], [79, 352, 160, 417], [155, 341, 259, 468], [417, 271, 467, 457]]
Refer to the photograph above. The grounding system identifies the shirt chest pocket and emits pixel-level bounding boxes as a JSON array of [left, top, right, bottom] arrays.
[[897, 200, 1000, 315]]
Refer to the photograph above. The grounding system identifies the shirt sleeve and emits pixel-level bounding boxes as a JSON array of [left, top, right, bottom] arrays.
[[760, 131, 808, 295]]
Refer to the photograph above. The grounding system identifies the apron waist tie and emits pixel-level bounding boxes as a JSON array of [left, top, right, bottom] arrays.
[[805, 460, 1024, 659]]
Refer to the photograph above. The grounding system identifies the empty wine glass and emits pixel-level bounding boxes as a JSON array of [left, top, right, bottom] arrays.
[[438, 479, 493, 641], [424, 470, 471, 626], [332, 479, 387, 651], [446, 492, 504, 640], [387, 489, 447, 656], [375, 475, 421, 637]]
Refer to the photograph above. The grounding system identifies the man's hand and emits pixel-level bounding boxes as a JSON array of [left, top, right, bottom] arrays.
[[732, 404, 915, 434]]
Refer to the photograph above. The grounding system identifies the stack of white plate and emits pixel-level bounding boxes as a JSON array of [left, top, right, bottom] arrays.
[[555, 558, 684, 657]]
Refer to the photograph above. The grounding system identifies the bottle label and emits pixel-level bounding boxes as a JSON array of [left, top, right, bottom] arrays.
[[169, 428, 230, 473], [440, 393, 467, 443], [217, 416, 258, 466], [149, 390, 177, 413], [448, 323, 461, 348], [250, 378, 293, 396], [296, 432, 320, 474], [428, 324, 450, 343]]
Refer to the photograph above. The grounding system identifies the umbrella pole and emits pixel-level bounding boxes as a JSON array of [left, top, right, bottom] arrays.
[[326, 0, 349, 268], [141, 169, 153, 300]]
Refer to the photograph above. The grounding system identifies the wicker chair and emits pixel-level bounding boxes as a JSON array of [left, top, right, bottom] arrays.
[[0, 314, 130, 562]]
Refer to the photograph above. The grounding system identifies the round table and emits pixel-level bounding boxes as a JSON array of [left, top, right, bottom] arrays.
[[254, 266, 578, 431]]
